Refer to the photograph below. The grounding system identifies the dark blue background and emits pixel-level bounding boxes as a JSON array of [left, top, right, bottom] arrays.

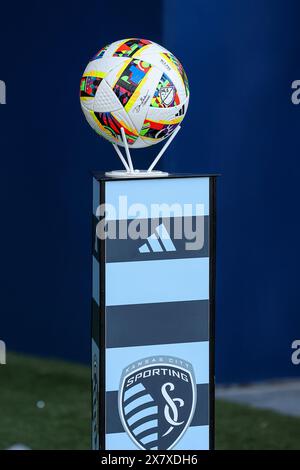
[[1, 0, 299, 382]]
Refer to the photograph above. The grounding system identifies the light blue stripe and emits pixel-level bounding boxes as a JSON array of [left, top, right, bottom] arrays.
[[132, 419, 158, 436], [106, 432, 138, 450], [148, 233, 163, 252], [156, 223, 176, 251], [127, 406, 158, 426], [140, 433, 158, 445], [174, 425, 209, 450], [148, 233, 163, 253], [91, 339, 99, 450], [124, 394, 153, 415], [106, 341, 209, 392], [92, 256, 99, 305], [105, 178, 209, 220], [139, 243, 150, 253], [105, 426, 209, 450], [106, 257, 209, 306], [124, 383, 145, 401], [93, 178, 100, 216]]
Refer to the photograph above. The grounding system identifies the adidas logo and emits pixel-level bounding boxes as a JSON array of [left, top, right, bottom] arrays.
[[139, 223, 176, 253], [175, 104, 185, 117]]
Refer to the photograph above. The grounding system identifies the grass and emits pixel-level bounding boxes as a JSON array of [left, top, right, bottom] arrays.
[[216, 400, 300, 450], [0, 353, 90, 450], [0, 353, 299, 450]]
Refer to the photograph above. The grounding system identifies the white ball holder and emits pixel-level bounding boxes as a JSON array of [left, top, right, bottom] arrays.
[[105, 125, 181, 178]]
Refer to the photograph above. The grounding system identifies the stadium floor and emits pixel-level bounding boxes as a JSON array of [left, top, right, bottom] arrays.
[[1, 353, 299, 450]]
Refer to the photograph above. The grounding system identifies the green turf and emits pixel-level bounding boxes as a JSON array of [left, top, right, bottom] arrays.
[[0, 353, 90, 450], [0, 353, 299, 450], [216, 400, 300, 450]]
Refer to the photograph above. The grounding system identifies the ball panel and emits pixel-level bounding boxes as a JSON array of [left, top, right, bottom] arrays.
[[112, 38, 152, 58], [92, 108, 139, 146], [110, 59, 153, 112], [83, 56, 129, 81], [81, 105, 111, 140], [122, 61, 153, 113], [80, 76, 102, 98], [139, 115, 183, 144], [82, 104, 150, 147], [162, 51, 189, 97], [92, 111, 123, 144], [93, 44, 109, 60], [100, 39, 131, 59], [104, 58, 131, 88], [146, 95, 189, 122], [140, 52, 187, 104], [93, 79, 123, 113], [112, 108, 138, 139], [150, 72, 180, 108], [126, 66, 162, 134], [127, 136, 150, 148], [145, 40, 170, 54], [80, 75, 103, 111], [130, 40, 169, 59], [131, 43, 153, 59]]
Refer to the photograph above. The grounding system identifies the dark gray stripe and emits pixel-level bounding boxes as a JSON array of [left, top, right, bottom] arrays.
[[101, 216, 209, 263], [92, 298, 100, 346], [106, 300, 209, 349], [92, 215, 100, 262], [105, 383, 209, 434]]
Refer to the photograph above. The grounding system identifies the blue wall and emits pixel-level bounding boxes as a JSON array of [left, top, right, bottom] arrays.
[[1, 0, 300, 382], [0, 1, 162, 364], [163, 0, 300, 382]]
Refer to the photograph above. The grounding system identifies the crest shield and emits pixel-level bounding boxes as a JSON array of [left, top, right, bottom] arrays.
[[118, 356, 197, 450], [159, 86, 175, 106]]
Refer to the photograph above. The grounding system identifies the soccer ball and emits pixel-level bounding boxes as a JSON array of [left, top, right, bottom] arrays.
[[80, 38, 189, 148]]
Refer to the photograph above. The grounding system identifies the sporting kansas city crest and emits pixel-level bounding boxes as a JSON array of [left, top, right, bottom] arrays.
[[118, 356, 197, 450]]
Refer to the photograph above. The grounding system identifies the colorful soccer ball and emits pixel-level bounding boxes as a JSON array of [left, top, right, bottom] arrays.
[[80, 38, 189, 148]]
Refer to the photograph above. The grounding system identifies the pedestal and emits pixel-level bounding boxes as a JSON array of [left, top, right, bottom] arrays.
[[92, 173, 216, 450]]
